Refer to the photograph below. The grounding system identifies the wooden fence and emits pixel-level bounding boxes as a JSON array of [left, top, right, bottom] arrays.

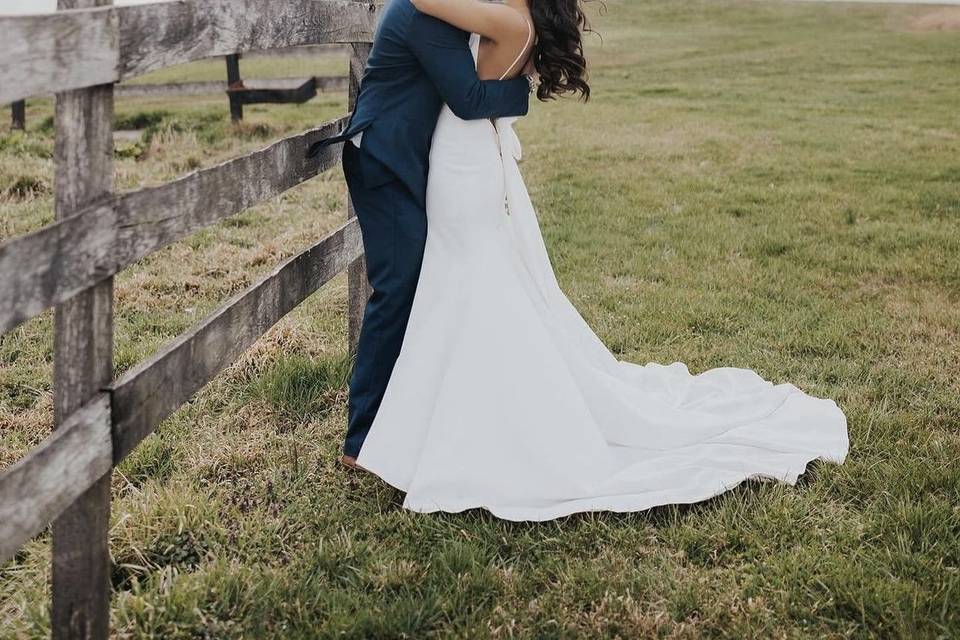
[[0, 1, 377, 638], [10, 45, 350, 129]]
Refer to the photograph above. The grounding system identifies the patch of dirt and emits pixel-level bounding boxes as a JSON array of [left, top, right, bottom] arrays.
[[906, 8, 960, 32]]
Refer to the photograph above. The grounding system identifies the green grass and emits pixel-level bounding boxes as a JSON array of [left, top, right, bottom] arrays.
[[2, 0, 960, 637], [253, 355, 353, 425]]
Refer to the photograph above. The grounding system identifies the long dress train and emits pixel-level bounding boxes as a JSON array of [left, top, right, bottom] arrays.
[[355, 35, 848, 521]]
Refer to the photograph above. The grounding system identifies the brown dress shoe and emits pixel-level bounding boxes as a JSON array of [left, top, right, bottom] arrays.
[[340, 455, 366, 471]]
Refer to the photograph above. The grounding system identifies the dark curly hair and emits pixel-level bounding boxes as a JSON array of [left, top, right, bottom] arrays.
[[529, 0, 593, 101]]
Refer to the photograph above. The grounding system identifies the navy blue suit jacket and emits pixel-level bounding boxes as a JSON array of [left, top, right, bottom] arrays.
[[306, 0, 530, 203]]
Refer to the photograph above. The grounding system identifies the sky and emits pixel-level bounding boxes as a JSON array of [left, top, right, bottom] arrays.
[[1, 0, 958, 14]]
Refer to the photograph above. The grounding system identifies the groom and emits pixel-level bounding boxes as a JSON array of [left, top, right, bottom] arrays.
[[306, 0, 534, 465]]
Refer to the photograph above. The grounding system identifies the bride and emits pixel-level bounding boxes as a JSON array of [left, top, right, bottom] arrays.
[[350, 0, 849, 521]]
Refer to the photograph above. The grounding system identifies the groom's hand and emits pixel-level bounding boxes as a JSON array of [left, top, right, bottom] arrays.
[[521, 57, 539, 96]]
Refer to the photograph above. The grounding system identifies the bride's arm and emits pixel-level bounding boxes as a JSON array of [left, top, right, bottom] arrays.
[[410, 0, 528, 43]]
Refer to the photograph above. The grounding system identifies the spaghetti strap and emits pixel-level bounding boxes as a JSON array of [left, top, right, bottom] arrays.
[[498, 17, 534, 81]]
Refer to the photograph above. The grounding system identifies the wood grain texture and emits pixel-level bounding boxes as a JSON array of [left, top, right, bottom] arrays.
[[51, 2, 114, 638], [109, 218, 364, 463], [0, 4, 374, 637], [0, 8, 118, 105], [0, 395, 112, 565], [346, 40, 373, 353], [119, 0, 378, 78], [0, 117, 347, 336], [0, 0, 379, 104]]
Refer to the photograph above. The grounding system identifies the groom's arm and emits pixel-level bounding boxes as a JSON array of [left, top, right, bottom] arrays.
[[407, 12, 530, 120]]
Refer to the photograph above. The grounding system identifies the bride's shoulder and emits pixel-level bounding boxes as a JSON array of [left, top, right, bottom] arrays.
[[410, 0, 529, 44]]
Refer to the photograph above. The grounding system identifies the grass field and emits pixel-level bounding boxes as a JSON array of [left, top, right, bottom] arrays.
[[2, 0, 959, 637]]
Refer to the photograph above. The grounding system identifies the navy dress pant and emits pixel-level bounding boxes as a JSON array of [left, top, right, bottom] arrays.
[[341, 141, 427, 458]]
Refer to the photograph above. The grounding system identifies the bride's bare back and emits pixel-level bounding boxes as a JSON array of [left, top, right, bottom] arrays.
[[411, 0, 535, 81], [477, 18, 533, 80]]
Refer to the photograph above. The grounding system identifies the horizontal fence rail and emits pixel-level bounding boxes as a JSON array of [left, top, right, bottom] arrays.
[[0, 395, 112, 563], [109, 218, 363, 463], [0, 116, 348, 335], [1, 0, 378, 105], [0, 217, 361, 564]]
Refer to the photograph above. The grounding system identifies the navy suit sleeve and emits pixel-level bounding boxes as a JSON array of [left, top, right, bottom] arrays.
[[407, 12, 529, 120]]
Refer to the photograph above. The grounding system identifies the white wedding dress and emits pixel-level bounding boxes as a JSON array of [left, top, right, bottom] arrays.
[[355, 35, 849, 521]]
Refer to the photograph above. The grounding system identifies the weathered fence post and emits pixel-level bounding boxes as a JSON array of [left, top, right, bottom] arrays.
[[51, 0, 114, 638], [346, 29, 372, 353], [11, 100, 25, 130], [226, 54, 244, 122]]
